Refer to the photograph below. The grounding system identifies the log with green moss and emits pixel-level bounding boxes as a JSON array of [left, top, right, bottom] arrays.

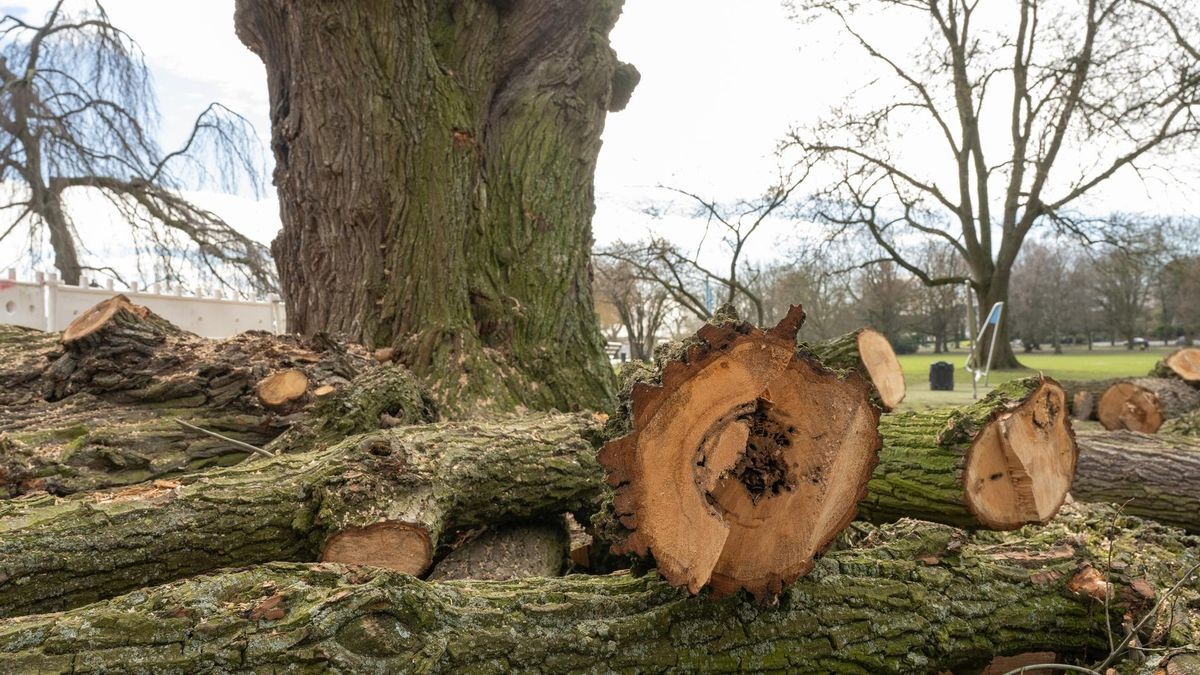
[[858, 377, 1078, 530], [1072, 430, 1200, 533], [0, 413, 602, 618], [1150, 347, 1200, 383], [800, 327, 907, 411], [1, 503, 1196, 673], [0, 363, 435, 498]]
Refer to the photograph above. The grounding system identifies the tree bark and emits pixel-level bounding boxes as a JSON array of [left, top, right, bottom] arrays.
[[1098, 377, 1200, 433], [1, 504, 1195, 673], [1072, 430, 1200, 533], [428, 519, 569, 581], [976, 281, 1022, 370], [800, 327, 907, 411], [0, 413, 602, 618], [233, 0, 635, 416], [859, 377, 1077, 530]]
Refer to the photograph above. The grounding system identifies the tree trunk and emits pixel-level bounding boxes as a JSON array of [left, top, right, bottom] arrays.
[[975, 282, 1021, 370], [2, 504, 1194, 673], [599, 306, 883, 600], [0, 413, 602, 618], [859, 377, 1076, 530], [801, 327, 907, 411], [1073, 430, 1200, 533], [1097, 377, 1200, 433], [234, 0, 637, 416]]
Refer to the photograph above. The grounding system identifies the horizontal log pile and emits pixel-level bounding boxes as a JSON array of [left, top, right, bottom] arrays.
[[0, 297, 436, 498], [0, 504, 1195, 673], [1151, 346, 1200, 383], [7, 295, 1200, 673], [0, 412, 603, 617]]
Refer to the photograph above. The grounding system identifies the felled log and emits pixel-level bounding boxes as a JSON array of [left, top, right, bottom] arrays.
[[600, 305, 883, 599], [801, 327, 907, 411], [428, 520, 569, 581], [1072, 430, 1200, 533], [0, 396, 282, 497], [42, 295, 372, 412], [0, 413, 601, 617], [0, 325, 58, 404], [2, 504, 1195, 673], [1059, 378, 1126, 421], [1098, 377, 1200, 433], [1163, 410, 1200, 436], [859, 377, 1077, 530], [1151, 347, 1200, 383]]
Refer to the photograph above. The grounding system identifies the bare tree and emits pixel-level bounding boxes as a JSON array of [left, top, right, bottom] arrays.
[[1093, 247, 1155, 349], [786, 0, 1200, 368], [593, 250, 672, 361], [0, 1, 273, 292], [598, 176, 804, 326], [908, 242, 966, 353], [852, 261, 914, 349]]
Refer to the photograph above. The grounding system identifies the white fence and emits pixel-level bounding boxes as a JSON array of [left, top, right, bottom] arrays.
[[1, 270, 286, 337]]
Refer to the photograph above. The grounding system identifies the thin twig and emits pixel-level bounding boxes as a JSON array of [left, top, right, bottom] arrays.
[[173, 418, 275, 458], [1096, 558, 1200, 672]]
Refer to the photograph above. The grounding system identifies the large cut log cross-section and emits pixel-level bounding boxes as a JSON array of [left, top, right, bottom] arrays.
[[600, 306, 883, 599]]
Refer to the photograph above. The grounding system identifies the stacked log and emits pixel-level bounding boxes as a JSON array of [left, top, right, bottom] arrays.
[[1059, 378, 1126, 421], [0, 296, 435, 498], [1151, 346, 1200, 383], [0, 412, 602, 617], [1096, 377, 1200, 433], [801, 327, 907, 411], [0, 504, 1194, 673], [862, 377, 1077, 530]]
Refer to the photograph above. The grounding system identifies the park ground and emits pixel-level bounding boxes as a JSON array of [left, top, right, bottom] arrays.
[[898, 344, 1170, 409]]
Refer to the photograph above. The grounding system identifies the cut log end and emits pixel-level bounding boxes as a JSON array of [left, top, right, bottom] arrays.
[[1162, 347, 1200, 383], [60, 295, 146, 344], [257, 369, 310, 408], [601, 306, 882, 600], [856, 328, 906, 410], [1098, 382, 1164, 433], [964, 379, 1076, 529], [320, 522, 433, 576]]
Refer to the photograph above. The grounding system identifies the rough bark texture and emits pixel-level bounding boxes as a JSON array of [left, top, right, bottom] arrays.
[[1, 504, 1196, 673], [859, 378, 1077, 530], [1098, 377, 1200, 433], [233, 0, 634, 415], [428, 519, 569, 581], [1072, 430, 1200, 533], [600, 306, 883, 600], [1163, 410, 1200, 436], [0, 413, 602, 618], [0, 363, 435, 497], [800, 327, 907, 411]]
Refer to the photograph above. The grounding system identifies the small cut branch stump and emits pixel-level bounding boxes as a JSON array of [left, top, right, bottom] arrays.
[[801, 327, 907, 411], [599, 306, 883, 599]]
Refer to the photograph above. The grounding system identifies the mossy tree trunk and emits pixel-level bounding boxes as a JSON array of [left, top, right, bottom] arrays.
[[0, 413, 603, 618], [2, 504, 1195, 673], [234, 0, 638, 415]]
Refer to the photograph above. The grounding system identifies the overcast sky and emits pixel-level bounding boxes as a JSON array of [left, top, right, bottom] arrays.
[[1, 0, 1195, 279]]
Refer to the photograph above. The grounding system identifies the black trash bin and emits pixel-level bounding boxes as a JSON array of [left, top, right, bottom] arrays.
[[930, 361, 954, 391]]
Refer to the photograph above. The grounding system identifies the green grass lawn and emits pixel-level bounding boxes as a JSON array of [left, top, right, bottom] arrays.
[[896, 344, 1169, 409]]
